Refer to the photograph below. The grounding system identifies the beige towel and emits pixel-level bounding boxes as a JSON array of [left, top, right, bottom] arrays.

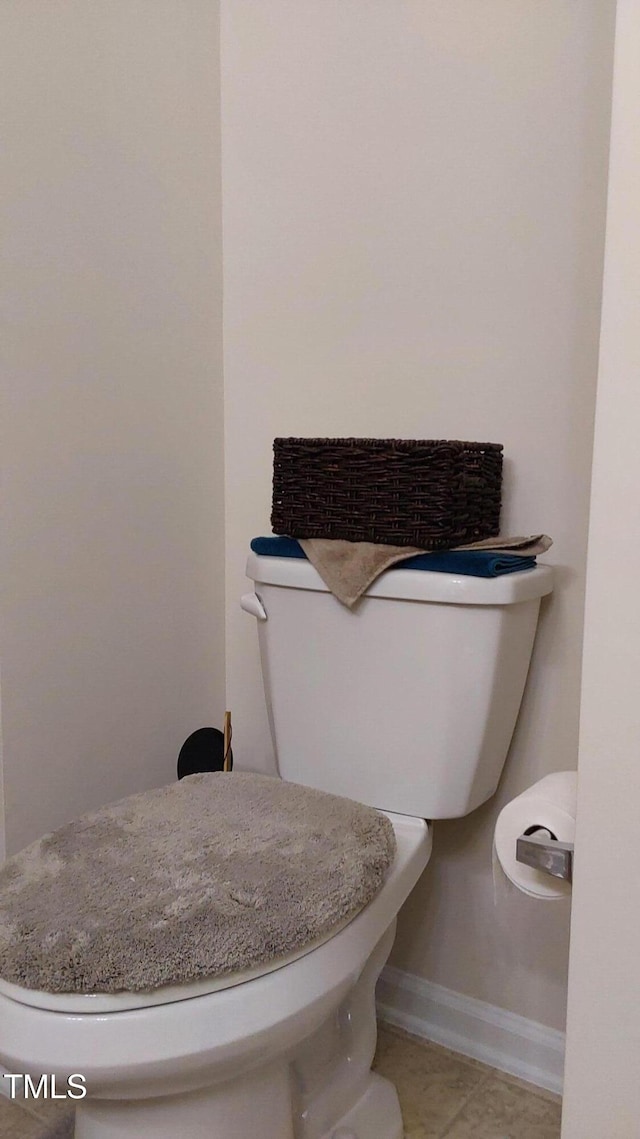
[[299, 535, 553, 609]]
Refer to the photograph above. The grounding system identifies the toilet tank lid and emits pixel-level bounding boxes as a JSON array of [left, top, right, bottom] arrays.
[[246, 551, 554, 606]]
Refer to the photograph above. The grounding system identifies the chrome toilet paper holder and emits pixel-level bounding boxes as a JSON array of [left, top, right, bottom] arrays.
[[516, 826, 574, 883]]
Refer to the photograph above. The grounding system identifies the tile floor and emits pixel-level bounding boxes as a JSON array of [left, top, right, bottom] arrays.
[[373, 1023, 562, 1138], [0, 1090, 73, 1139], [0, 1022, 562, 1138]]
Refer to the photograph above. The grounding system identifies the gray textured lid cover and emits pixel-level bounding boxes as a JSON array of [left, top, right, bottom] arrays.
[[0, 771, 396, 994]]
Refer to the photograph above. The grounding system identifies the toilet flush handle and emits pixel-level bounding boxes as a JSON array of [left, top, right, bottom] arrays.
[[240, 592, 268, 621]]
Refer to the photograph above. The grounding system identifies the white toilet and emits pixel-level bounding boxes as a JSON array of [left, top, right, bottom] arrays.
[[0, 550, 553, 1139]]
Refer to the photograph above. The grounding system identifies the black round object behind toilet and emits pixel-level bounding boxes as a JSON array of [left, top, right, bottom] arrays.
[[177, 728, 233, 779]]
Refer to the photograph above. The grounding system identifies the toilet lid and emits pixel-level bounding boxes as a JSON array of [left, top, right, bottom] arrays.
[[0, 772, 396, 997]]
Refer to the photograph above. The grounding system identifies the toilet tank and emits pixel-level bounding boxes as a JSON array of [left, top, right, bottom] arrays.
[[244, 552, 553, 819]]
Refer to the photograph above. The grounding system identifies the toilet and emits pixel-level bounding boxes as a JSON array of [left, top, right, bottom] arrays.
[[0, 549, 553, 1139]]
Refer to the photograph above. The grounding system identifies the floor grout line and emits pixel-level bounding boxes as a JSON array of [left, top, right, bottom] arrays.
[[2, 1100, 48, 1136], [492, 1069, 562, 1107], [2, 1096, 75, 1135], [435, 1069, 494, 1139], [15, 1101, 49, 1122]]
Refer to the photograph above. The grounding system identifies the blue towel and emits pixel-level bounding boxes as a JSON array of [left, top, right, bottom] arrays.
[[250, 537, 536, 577], [251, 536, 307, 559]]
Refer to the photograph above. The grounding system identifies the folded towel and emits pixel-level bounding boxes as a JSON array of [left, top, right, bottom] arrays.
[[251, 534, 552, 560], [391, 550, 537, 576], [455, 534, 552, 555], [250, 535, 551, 608], [252, 536, 308, 559]]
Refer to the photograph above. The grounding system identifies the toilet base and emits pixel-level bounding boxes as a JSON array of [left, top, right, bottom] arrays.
[[320, 1072, 404, 1139], [74, 1062, 296, 1139], [71, 926, 403, 1139], [73, 1071, 402, 1139]]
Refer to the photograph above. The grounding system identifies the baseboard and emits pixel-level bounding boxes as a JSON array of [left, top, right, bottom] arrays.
[[376, 965, 565, 1096]]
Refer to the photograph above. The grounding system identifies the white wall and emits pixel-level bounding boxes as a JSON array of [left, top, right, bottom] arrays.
[[562, 1, 640, 1133], [0, 1, 224, 855], [0, 0, 618, 1048], [0, 696, 5, 862], [221, 0, 615, 1029]]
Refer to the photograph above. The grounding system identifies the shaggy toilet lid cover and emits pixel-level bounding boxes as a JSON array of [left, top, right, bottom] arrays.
[[0, 772, 396, 994]]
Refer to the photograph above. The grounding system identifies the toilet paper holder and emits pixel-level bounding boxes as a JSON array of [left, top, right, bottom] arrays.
[[516, 827, 574, 883]]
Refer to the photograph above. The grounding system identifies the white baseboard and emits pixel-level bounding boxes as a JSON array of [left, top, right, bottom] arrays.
[[376, 965, 565, 1096]]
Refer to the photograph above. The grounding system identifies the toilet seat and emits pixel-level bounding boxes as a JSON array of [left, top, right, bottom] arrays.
[[0, 771, 396, 999], [0, 906, 363, 1013], [0, 813, 431, 1106], [0, 812, 427, 1016]]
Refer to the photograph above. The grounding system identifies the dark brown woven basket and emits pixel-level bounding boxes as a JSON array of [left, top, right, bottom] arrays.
[[271, 437, 503, 548]]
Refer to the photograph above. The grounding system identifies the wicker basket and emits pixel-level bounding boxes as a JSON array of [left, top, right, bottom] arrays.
[[271, 437, 503, 549]]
